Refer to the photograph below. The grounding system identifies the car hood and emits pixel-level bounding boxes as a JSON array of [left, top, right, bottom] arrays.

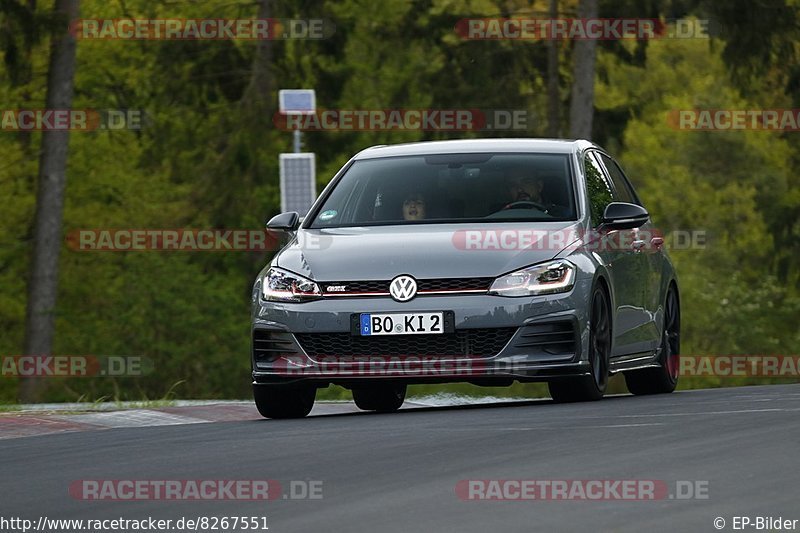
[[275, 222, 581, 281]]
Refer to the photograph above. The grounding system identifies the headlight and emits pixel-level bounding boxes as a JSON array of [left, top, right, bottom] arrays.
[[489, 260, 576, 297], [261, 267, 321, 302]]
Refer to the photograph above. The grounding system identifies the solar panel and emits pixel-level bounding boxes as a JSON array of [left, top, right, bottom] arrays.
[[279, 153, 316, 215], [278, 89, 316, 114]]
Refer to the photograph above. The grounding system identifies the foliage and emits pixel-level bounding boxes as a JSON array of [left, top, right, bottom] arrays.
[[0, 0, 797, 402]]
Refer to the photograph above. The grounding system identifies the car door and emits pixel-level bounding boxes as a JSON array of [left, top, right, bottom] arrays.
[[598, 154, 662, 353], [596, 152, 659, 355], [583, 151, 641, 357]]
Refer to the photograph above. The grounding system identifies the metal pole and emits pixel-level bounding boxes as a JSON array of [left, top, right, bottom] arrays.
[[293, 129, 302, 153]]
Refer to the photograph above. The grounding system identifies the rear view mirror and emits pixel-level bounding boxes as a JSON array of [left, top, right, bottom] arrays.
[[601, 202, 649, 230], [266, 211, 300, 231]]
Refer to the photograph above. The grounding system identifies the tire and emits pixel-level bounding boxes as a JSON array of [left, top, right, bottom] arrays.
[[625, 285, 680, 395], [352, 384, 407, 412], [548, 286, 611, 403], [253, 384, 316, 419]]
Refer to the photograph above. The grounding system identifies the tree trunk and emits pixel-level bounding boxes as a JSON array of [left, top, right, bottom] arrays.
[[568, 0, 598, 139], [242, 0, 273, 113], [546, 0, 560, 137], [20, 0, 80, 403]]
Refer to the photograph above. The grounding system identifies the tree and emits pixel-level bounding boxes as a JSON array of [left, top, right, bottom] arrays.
[[20, 0, 79, 402], [568, 0, 598, 139], [546, 0, 560, 137], [595, 35, 799, 359]]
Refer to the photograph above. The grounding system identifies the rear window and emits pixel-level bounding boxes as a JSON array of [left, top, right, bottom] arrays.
[[307, 153, 577, 228]]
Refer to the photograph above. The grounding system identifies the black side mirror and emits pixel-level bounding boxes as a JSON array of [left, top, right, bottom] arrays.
[[601, 202, 649, 230], [266, 211, 300, 231]]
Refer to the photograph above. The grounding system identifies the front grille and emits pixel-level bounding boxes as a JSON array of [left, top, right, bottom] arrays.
[[320, 277, 492, 295], [322, 280, 386, 293], [418, 277, 493, 292], [514, 321, 576, 355], [295, 328, 516, 358], [252, 330, 299, 361]]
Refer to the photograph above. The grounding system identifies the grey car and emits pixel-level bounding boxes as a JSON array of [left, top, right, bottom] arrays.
[[251, 139, 680, 418]]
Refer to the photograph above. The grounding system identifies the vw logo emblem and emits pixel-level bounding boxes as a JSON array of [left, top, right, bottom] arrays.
[[389, 275, 417, 302]]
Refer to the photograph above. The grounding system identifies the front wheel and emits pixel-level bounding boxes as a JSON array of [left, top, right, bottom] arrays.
[[352, 384, 406, 412], [548, 286, 611, 403], [625, 285, 680, 395], [253, 384, 316, 419]]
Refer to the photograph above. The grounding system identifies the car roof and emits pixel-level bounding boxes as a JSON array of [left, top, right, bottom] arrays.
[[353, 138, 600, 160]]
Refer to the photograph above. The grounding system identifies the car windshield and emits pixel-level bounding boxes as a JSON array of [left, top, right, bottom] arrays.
[[307, 153, 577, 228]]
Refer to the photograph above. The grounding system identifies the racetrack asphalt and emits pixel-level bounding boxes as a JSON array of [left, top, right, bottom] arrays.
[[1, 384, 799, 532]]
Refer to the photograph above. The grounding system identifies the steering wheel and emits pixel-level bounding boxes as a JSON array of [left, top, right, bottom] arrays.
[[501, 200, 549, 212]]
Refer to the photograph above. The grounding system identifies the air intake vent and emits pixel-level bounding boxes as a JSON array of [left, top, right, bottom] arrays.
[[295, 328, 516, 359], [514, 321, 577, 355], [252, 330, 299, 362]]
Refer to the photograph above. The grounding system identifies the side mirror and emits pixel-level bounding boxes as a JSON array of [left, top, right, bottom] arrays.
[[266, 211, 300, 231], [601, 202, 649, 230]]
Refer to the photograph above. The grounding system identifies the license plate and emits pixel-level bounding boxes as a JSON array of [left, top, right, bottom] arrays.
[[359, 312, 444, 336]]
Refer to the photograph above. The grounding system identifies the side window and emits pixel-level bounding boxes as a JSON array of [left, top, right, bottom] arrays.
[[584, 152, 613, 228], [599, 154, 638, 205]]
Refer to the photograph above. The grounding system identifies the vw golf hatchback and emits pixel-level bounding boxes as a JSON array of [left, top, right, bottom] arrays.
[[251, 139, 680, 418]]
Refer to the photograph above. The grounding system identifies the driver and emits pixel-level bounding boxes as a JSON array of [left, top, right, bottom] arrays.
[[499, 168, 568, 217], [506, 168, 545, 204]]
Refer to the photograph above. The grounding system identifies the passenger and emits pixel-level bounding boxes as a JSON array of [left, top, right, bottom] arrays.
[[402, 191, 426, 221]]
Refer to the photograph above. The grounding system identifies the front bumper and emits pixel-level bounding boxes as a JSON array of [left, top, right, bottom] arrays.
[[251, 281, 592, 386]]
